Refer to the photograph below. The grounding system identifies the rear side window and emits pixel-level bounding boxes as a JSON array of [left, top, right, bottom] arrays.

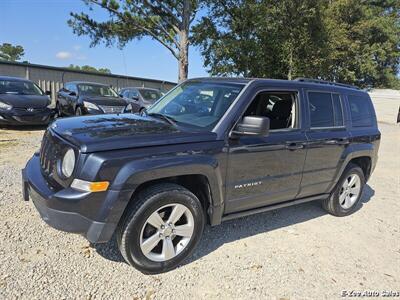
[[308, 92, 344, 128], [348, 94, 374, 127]]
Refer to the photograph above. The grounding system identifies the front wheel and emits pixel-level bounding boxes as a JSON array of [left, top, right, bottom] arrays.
[[75, 106, 83, 116], [322, 163, 365, 216], [117, 183, 205, 274]]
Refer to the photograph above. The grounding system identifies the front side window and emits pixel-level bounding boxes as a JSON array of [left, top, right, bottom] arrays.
[[308, 92, 344, 128], [0, 79, 44, 96], [78, 84, 118, 97], [348, 94, 374, 127], [147, 81, 244, 130], [243, 91, 298, 130]]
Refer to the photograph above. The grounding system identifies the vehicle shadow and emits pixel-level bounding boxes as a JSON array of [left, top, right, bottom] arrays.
[[0, 125, 48, 131], [94, 184, 375, 266]]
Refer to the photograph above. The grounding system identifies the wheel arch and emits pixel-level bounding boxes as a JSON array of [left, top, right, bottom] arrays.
[[329, 145, 374, 192], [111, 156, 225, 226]]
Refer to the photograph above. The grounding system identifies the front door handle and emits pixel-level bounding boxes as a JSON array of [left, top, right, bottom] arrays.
[[286, 142, 304, 150]]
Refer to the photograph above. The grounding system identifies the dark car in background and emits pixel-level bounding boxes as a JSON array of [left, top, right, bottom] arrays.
[[0, 76, 54, 126], [56, 82, 128, 117], [119, 87, 162, 113]]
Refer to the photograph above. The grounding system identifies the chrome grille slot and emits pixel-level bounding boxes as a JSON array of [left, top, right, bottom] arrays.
[[39, 130, 60, 177], [99, 105, 125, 114]]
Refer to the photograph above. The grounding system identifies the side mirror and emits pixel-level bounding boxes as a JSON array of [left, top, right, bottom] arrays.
[[69, 91, 77, 97], [45, 91, 52, 96], [231, 116, 270, 137], [131, 96, 139, 101]]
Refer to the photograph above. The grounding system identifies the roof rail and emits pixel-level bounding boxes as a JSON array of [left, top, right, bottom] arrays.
[[294, 78, 360, 90]]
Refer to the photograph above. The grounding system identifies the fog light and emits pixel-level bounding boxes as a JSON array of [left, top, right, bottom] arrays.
[[71, 179, 109, 192], [0, 115, 4, 119]]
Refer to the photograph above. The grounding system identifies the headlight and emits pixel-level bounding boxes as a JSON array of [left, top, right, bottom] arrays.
[[61, 148, 75, 178], [0, 101, 12, 110], [83, 101, 99, 110]]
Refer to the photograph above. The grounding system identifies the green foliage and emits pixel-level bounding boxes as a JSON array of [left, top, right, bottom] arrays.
[[193, 0, 400, 88], [0, 43, 25, 61], [67, 64, 111, 74], [69, 0, 199, 81]]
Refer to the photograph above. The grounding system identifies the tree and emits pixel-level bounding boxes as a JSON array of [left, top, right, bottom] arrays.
[[193, 0, 328, 79], [193, 0, 400, 88], [0, 43, 25, 61], [67, 64, 111, 73], [321, 0, 400, 88], [69, 0, 199, 82]]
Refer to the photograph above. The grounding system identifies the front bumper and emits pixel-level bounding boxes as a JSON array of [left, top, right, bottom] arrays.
[[22, 154, 118, 243], [0, 107, 55, 125]]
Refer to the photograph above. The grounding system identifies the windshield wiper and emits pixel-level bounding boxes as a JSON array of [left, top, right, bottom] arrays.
[[147, 113, 177, 126]]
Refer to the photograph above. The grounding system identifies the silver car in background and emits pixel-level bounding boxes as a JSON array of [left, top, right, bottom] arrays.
[[119, 87, 162, 113]]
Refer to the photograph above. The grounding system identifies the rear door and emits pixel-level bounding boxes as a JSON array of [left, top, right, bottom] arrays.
[[298, 90, 351, 198]]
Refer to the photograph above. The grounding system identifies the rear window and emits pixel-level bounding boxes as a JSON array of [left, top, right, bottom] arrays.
[[348, 94, 374, 127], [308, 92, 344, 128]]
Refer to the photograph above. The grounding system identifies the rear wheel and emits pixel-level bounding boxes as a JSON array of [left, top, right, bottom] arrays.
[[322, 163, 365, 216], [117, 183, 205, 274]]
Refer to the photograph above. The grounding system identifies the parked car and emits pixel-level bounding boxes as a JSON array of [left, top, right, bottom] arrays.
[[23, 77, 380, 274], [56, 81, 128, 117], [0, 76, 54, 126], [119, 87, 162, 113]]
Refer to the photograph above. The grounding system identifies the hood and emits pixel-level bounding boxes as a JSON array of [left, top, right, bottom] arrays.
[[0, 94, 50, 108], [50, 114, 217, 153], [82, 95, 127, 106]]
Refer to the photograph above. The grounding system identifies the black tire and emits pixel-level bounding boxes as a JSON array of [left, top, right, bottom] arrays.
[[322, 163, 365, 216], [55, 102, 62, 118], [75, 106, 83, 116], [116, 183, 205, 274]]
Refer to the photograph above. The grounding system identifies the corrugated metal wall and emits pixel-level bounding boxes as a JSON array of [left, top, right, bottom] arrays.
[[0, 61, 176, 104]]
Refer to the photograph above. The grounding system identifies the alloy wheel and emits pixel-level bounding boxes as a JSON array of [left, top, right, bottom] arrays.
[[139, 203, 194, 262], [338, 173, 361, 209]]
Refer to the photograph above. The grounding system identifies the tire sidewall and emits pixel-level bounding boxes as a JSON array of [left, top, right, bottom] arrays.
[[331, 165, 365, 216], [121, 189, 205, 274]]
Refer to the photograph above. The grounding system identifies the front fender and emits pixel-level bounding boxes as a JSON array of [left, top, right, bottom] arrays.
[[110, 154, 226, 223]]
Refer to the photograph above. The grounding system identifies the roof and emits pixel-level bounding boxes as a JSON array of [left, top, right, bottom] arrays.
[[66, 81, 113, 87], [120, 86, 161, 91], [189, 77, 362, 92], [0, 75, 31, 82], [0, 60, 176, 85]]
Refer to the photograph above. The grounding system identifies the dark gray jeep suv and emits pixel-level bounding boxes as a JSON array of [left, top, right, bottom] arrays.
[[22, 77, 380, 274]]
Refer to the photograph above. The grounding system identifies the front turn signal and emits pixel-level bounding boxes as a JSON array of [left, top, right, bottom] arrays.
[[71, 179, 110, 192]]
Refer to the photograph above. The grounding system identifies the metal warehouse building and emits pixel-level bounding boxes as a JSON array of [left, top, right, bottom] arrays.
[[0, 61, 176, 103]]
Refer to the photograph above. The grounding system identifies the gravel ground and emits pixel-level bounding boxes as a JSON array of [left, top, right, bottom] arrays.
[[0, 93, 399, 299]]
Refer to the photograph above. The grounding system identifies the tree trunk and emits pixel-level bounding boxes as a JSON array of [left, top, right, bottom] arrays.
[[178, 0, 191, 82], [287, 47, 293, 80]]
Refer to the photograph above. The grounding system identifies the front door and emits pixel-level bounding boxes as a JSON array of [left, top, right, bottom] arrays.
[[224, 89, 307, 214]]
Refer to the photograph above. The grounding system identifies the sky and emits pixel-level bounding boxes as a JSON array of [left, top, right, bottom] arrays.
[[0, 0, 209, 83]]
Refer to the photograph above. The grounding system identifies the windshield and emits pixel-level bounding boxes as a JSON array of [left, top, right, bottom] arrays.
[[0, 79, 44, 95], [139, 89, 161, 102], [78, 84, 118, 97], [147, 81, 244, 130]]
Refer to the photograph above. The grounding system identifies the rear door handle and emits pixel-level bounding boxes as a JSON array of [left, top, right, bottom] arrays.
[[325, 138, 349, 145], [286, 142, 304, 150], [337, 138, 350, 145]]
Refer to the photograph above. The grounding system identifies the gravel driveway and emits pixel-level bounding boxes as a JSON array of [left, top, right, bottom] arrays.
[[0, 95, 399, 299]]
